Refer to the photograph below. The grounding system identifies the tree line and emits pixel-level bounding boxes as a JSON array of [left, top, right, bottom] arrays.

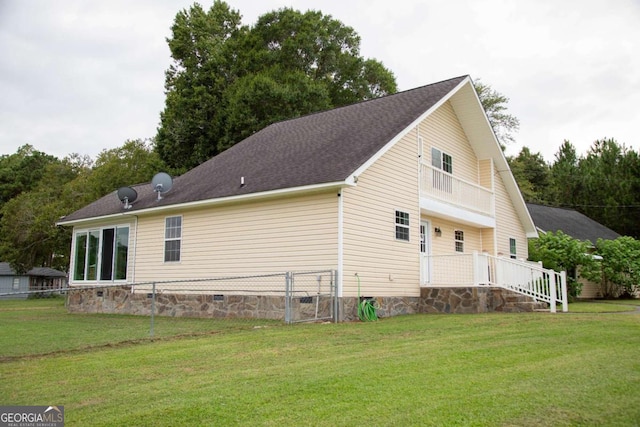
[[508, 138, 640, 239]]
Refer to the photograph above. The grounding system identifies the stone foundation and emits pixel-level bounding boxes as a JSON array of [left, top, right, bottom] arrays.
[[67, 287, 333, 321], [420, 287, 548, 313], [67, 286, 546, 321]]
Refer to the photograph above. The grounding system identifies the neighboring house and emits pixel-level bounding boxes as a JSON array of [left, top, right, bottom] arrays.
[[526, 202, 620, 298], [58, 75, 566, 319], [0, 262, 67, 300]]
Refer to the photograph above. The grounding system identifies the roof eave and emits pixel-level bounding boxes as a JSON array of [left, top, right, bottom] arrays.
[[57, 180, 351, 226]]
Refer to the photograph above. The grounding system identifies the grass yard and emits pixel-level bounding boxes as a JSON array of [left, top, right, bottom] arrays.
[[1, 299, 639, 426]]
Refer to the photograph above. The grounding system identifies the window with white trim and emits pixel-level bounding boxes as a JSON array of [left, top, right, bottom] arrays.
[[454, 230, 464, 253], [432, 147, 453, 193], [164, 216, 182, 262], [509, 238, 517, 259], [12, 278, 20, 290], [395, 211, 410, 241], [432, 147, 453, 174], [73, 226, 129, 281]]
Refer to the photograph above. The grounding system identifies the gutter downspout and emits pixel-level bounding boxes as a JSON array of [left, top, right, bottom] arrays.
[[337, 190, 344, 300]]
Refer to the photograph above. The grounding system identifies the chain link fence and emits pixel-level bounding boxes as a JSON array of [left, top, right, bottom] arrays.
[[1, 269, 337, 328]]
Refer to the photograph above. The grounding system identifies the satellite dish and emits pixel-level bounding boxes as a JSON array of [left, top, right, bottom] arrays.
[[152, 172, 173, 200], [116, 187, 137, 209]]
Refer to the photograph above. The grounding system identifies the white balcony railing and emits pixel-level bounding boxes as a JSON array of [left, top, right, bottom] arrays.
[[420, 163, 494, 216]]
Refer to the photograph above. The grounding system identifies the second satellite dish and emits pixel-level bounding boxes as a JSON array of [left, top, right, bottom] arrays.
[[117, 187, 137, 209], [152, 172, 173, 200]]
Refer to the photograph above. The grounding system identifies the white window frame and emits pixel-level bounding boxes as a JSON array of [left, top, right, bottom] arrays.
[[454, 230, 464, 253], [509, 238, 517, 259], [431, 147, 453, 174], [12, 278, 20, 290], [164, 216, 183, 263], [73, 224, 130, 282], [395, 210, 410, 242]]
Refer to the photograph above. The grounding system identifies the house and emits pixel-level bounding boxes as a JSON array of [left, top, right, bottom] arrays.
[[0, 262, 67, 300], [58, 76, 567, 320], [526, 202, 620, 298]]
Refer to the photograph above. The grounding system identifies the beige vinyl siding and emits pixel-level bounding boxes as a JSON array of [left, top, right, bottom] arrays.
[[478, 158, 493, 190], [342, 128, 420, 298], [494, 172, 528, 259], [133, 191, 338, 282], [69, 219, 137, 286], [426, 217, 483, 255], [420, 101, 479, 184]]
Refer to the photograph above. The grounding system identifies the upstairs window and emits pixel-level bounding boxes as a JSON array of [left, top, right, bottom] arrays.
[[432, 147, 453, 193], [164, 216, 182, 262], [455, 230, 464, 253], [395, 211, 410, 241], [432, 147, 453, 174], [509, 238, 517, 259], [74, 226, 129, 281]]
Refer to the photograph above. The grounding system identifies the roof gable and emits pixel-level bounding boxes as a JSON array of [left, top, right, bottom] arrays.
[[526, 203, 620, 244]]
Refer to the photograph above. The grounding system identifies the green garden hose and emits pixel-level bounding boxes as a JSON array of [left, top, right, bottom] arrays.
[[356, 274, 378, 321]]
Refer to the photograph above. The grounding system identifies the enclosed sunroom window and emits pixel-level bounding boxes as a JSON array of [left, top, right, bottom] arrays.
[[74, 226, 129, 281]]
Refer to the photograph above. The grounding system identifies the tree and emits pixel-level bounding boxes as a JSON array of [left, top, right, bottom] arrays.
[[507, 147, 550, 203], [155, 2, 397, 170], [0, 144, 59, 206], [0, 157, 85, 272], [575, 139, 639, 238], [0, 140, 167, 273], [474, 79, 520, 148], [528, 231, 598, 297], [85, 139, 168, 200], [548, 140, 580, 205], [156, 1, 243, 172], [588, 237, 640, 298]]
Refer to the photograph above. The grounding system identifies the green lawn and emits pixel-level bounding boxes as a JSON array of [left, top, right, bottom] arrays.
[[1, 299, 639, 426]]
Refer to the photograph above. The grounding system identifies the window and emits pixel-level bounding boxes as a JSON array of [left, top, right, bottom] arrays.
[[12, 278, 20, 290], [431, 147, 453, 173], [431, 147, 453, 192], [395, 211, 410, 241], [455, 230, 464, 253], [73, 226, 129, 281], [509, 238, 517, 259], [164, 216, 182, 262]]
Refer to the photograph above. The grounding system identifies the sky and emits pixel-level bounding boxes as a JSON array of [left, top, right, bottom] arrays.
[[0, 0, 638, 162]]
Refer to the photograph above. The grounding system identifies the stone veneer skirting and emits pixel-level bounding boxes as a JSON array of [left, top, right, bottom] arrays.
[[66, 286, 546, 321]]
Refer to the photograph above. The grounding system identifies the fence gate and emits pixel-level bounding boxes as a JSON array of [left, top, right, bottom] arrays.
[[285, 270, 337, 323]]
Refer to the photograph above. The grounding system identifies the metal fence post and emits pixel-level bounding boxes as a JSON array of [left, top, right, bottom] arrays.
[[150, 282, 156, 337], [284, 272, 292, 324], [333, 269, 339, 323]]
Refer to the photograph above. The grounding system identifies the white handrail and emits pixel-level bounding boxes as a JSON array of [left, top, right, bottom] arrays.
[[421, 252, 568, 312]]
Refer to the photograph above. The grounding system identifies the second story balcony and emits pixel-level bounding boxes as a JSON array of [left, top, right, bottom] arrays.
[[420, 162, 495, 226]]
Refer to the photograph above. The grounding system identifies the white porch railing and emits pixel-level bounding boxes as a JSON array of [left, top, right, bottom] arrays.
[[420, 163, 494, 216], [422, 252, 568, 312]]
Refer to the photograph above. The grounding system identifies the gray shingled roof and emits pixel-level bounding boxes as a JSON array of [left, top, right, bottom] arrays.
[[526, 203, 620, 244], [0, 262, 67, 277], [60, 76, 468, 223]]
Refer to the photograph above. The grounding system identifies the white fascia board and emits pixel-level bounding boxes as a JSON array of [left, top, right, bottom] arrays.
[[57, 180, 350, 227], [347, 77, 472, 183]]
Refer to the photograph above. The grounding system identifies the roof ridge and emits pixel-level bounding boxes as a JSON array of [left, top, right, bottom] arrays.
[[263, 75, 470, 128]]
